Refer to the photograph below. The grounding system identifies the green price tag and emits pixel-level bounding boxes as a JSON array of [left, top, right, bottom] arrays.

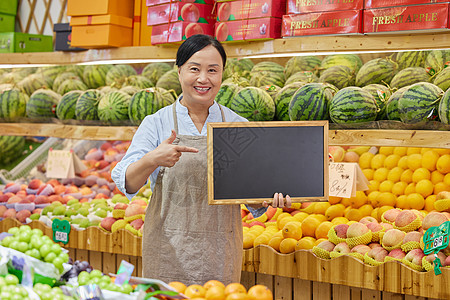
[[423, 221, 450, 275], [52, 219, 71, 245]]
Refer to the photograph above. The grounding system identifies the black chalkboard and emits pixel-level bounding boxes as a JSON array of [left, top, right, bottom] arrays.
[[207, 121, 329, 205]]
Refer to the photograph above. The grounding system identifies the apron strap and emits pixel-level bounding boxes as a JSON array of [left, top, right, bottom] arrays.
[[172, 101, 226, 135]]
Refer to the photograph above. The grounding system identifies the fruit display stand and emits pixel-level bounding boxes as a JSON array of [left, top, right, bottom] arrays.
[[1, 33, 450, 299]]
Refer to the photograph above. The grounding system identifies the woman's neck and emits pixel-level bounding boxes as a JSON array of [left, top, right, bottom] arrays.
[[180, 97, 214, 133]]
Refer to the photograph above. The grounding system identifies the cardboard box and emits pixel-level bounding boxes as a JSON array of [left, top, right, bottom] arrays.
[[70, 14, 133, 48], [365, 0, 449, 9], [215, 17, 282, 42], [67, 0, 134, 18], [287, 0, 363, 14], [0, 32, 53, 53], [151, 21, 214, 44], [53, 23, 86, 51], [0, 13, 15, 32], [0, 0, 18, 15], [364, 3, 450, 34], [134, 0, 153, 46], [282, 10, 362, 37], [216, 0, 286, 22], [147, 2, 215, 26], [147, 0, 215, 6]]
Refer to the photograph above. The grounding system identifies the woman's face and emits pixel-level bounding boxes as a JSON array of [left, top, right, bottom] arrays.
[[178, 45, 223, 106]]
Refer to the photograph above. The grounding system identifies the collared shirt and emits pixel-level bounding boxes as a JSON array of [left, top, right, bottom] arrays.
[[111, 98, 248, 199]]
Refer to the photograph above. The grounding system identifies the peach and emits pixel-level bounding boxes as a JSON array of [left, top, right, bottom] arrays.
[[100, 217, 117, 232], [3, 208, 16, 218], [53, 185, 66, 195], [394, 210, 418, 228], [124, 204, 145, 217], [114, 203, 128, 210], [359, 216, 378, 225], [215, 22, 229, 42], [381, 229, 405, 247], [48, 195, 63, 203], [425, 252, 446, 266], [333, 223, 349, 238], [343, 151, 359, 163], [422, 212, 449, 231], [351, 244, 371, 255], [32, 208, 42, 214], [15, 192, 26, 200], [80, 187, 93, 196], [130, 219, 144, 230], [46, 179, 61, 187], [0, 206, 7, 216], [181, 3, 200, 22], [16, 210, 31, 223], [445, 255, 450, 267], [7, 196, 22, 204], [185, 23, 204, 39], [333, 242, 350, 254], [404, 248, 425, 265], [100, 142, 113, 151], [329, 146, 346, 162], [387, 249, 406, 260], [366, 222, 383, 233], [316, 240, 335, 252], [217, 2, 231, 21], [94, 160, 109, 170], [0, 195, 9, 203], [35, 195, 50, 204], [130, 199, 147, 207], [24, 195, 35, 202], [382, 209, 401, 223], [94, 193, 109, 199], [346, 222, 370, 238], [65, 186, 79, 194], [28, 179, 43, 190], [402, 231, 422, 244], [367, 247, 388, 262]]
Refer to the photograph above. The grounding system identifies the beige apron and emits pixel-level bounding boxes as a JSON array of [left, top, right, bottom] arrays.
[[142, 103, 243, 286]]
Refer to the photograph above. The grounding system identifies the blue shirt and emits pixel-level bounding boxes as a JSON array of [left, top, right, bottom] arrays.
[[111, 98, 248, 199]]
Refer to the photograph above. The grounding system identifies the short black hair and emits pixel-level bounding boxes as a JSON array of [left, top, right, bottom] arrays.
[[176, 34, 227, 68]]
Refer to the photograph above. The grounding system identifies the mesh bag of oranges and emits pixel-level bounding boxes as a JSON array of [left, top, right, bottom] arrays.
[[346, 231, 372, 249]]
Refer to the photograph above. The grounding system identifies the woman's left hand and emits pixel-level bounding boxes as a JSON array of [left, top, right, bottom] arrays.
[[263, 193, 292, 208]]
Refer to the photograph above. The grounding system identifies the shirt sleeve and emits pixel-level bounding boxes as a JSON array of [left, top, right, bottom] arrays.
[[111, 114, 160, 199]]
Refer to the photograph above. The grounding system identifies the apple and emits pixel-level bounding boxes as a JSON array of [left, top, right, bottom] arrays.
[[387, 248, 406, 260], [381, 229, 405, 247], [351, 245, 371, 255], [367, 247, 388, 262], [346, 222, 370, 238], [394, 210, 418, 228], [316, 240, 335, 252], [368, 242, 382, 249], [422, 212, 449, 231], [366, 222, 383, 233], [333, 224, 349, 238], [382, 208, 401, 223], [333, 242, 350, 254], [402, 231, 422, 244], [359, 216, 378, 225], [404, 248, 425, 265], [424, 252, 446, 266]]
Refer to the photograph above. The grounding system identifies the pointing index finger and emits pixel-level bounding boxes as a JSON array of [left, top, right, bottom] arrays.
[[175, 145, 199, 153]]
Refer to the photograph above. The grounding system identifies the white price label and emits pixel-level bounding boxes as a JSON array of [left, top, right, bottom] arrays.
[[433, 236, 443, 248], [55, 231, 68, 243]]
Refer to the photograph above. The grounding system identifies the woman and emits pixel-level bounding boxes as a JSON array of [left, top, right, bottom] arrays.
[[112, 34, 291, 285]]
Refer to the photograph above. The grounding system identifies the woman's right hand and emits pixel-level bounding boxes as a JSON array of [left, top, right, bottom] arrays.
[[147, 130, 199, 167]]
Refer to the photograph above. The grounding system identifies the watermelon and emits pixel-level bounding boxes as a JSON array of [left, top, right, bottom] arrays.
[[273, 82, 305, 121], [223, 58, 254, 80], [284, 56, 322, 78], [215, 83, 242, 108], [12, 67, 37, 78], [329, 87, 378, 124], [82, 65, 111, 89], [120, 86, 141, 96], [0, 88, 28, 121], [386, 86, 409, 121], [260, 85, 281, 101], [75, 89, 103, 120], [288, 83, 331, 121], [156, 69, 182, 95], [98, 86, 119, 94], [0, 72, 26, 85], [285, 71, 318, 85], [26, 89, 61, 119], [56, 79, 88, 95], [438, 88, 450, 124], [142, 62, 173, 85], [433, 67, 450, 92], [355, 58, 398, 87], [129, 87, 176, 125], [0, 136, 26, 165], [230, 87, 275, 121], [395, 51, 427, 70], [320, 54, 363, 74], [0, 84, 14, 92], [18, 74, 51, 96], [106, 65, 137, 88], [362, 84, 392, 120], [424, 50, 449, 75], [222, 75, 250, 87], [398, 82, 443, 123], [390, 67, 431, 89], [98, 91, 131, 123], [53, 72, 82, 93], [65, 65, 86, 78], [319, 65, 355, 89], [36, 66, 66, 88], [56, 90, 83, 120], [250, 62, 285, 87], [124, 75, 154, 89]]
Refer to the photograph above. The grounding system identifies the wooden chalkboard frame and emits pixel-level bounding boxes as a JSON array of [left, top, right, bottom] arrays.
[[207, 121, 329, 205]]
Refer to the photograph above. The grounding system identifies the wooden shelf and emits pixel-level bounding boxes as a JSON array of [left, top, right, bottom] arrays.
[[1, 33, 450, 65], [0, 123, 448, 148]]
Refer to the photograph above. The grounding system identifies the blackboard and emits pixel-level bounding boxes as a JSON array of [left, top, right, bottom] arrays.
[[207, 121, 329, 205]]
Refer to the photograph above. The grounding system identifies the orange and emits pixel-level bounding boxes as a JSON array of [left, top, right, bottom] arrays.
[[279, 238, 297, 254], [415, 179, 434, 198], [185, 285, 207, 298], [315, 221, 333, 239], [371, 207, 379, 221], [425, 195, 436, 212], [373, 168, 389, 182], [407, 154, 423, 171], [204, 280, 225, 291], [328, 196, 342, 205], [445, 173, 450, 186], [313, 202, 330, 215], [301, 216, 321, 237], [406, 193, 425, 210], [359, 152, 375, 169], [368, 191, 381, 206], [249, 225, 264, 236], [358, 204, 374, 217], [205, 285, 226, 300], [169, 281, 187, 293], [345, 208, 363, 221], [282, 222, 303, 240], [349, 191, 368, 208], [277, 215, 296, 230], [412, 167, 431, 183], [315, 238, 327, 246], [224, 283, 247, 296], [404, 183, 416, 195], [434, 182, 450, 194], [398, 156, 409, 169], [325, 204, 345, 220], [393, 147, 408, 156], [406, 147, 422, 155], [379, 180, 394, 193], [396, 195, 408, 209], [253, 234, 271, 247], [247, 285, 273, 300], [379, 146, 395, 156], [362, 169, 374, 181], [295, 237, 316, 250], [226, 293, 248, 300], [436, 154, 450, 174], [367, 180, 380, 194], [431, 171, 445, 184], [331, 216, 349, 225], [387, 167, 404, 182], [421, 150, 439, 171], [374, 192, 396, 207], [392, 181, 407, 196], [340, 197, 352, 207], [432, 148, 450, 155], [371, 154, 386, 169], [243, 233, 257, 249], [384, 154, 401, 169], [292, 212, 309, 222], [267, 236, 283, 252]]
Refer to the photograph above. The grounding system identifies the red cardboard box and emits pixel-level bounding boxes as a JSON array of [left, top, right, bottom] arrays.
[[282, 10, 362, 37], [216, 0, 286, 22], [215, 17, 281, 42], [147, 0, 214, 5], [365, 0, 449, 9], [364, 3, 450, 34], [151, 21, 214, 44], [147, 2, 215, 26], [287, 0, 363, 14]]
